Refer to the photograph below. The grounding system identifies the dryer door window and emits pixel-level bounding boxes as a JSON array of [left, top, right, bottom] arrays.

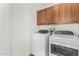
[[51, 44, 78, 56]]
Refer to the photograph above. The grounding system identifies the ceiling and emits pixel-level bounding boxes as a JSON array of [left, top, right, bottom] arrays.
[[10, 3, 55, 11]]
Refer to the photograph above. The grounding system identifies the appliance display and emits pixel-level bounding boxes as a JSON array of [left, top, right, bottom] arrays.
[[49, 31, 79, 56]]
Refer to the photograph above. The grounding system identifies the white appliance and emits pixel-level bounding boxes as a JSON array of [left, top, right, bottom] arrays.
[[31, 32, 49, 56], [49, 31, 79, 56]]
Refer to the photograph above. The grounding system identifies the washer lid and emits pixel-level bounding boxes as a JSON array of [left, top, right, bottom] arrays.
[[38, 30, 49, 34], [55, 31, 74, 35]]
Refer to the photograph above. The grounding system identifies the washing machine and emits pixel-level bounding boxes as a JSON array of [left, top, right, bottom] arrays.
[[31, 30, 50, 56]]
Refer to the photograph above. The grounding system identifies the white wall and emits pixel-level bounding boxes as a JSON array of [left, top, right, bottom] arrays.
[[0, 4, 9, 56], [37, 24, 79, 36], [9, 4, 32, 56], [55, 24, 79, 36]]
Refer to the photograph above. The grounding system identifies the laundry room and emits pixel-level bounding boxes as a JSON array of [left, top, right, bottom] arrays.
[[0, 3, 79, 56]]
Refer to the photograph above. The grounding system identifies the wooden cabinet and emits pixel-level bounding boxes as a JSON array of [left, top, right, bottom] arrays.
[[47, 6, 56, 24], [58, 3, 72, 24], [37, 7, 55, 25], [58, 3, 79, 24], [37, 9, 47, 25], [37, 3, 79, 25], [53, 5, 59, 24], [71, 4, 79, 23]]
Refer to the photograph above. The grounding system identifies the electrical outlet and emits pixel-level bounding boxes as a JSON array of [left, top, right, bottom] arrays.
[[49, 28, 55, 32]]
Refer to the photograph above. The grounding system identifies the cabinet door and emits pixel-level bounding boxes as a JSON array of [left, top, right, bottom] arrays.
[[53, 5, 59, 24], [58, 3, 72, 24], [58, 3, 79, 24], [37, 9, 47, 25], [47, 6, 56, 24], [71, 4, 79, 23]]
